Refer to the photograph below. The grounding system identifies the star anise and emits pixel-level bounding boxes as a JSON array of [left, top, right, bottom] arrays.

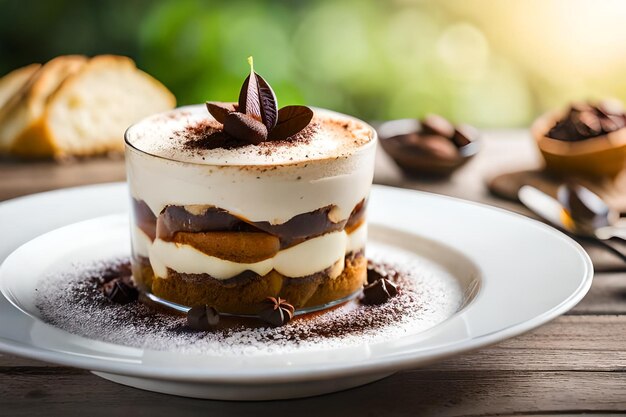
[[206, 57, 313, 145], [259, 296, 295, 327]]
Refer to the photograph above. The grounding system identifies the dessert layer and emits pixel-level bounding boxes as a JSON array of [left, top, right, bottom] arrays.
[[126, 105, 374, 166], [132, 199, 156, 241], [149, 252, 367, 313], [168, 218, 365, 262], [171, 231, 280, 263], [146, 222, 367, 280], [125, 106, 376, 224], [132, 227, 152, 258], [154, 199, 366, 247]]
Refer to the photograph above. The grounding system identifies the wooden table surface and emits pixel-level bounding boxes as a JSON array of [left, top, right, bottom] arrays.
[[1, 130, 625, 416]]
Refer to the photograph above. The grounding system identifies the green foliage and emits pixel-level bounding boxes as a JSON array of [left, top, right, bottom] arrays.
[[0, 0, 545, 126]]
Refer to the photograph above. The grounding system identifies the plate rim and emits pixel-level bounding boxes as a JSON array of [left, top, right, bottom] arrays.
[[0, 182, 593, 383]]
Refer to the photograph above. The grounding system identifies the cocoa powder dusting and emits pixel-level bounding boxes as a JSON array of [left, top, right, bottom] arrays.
[[35, 242, 462, 355], [180, 120, 319, 154]]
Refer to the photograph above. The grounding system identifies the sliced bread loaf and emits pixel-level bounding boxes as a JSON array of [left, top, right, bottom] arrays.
[[0, 56, 87, 153], [12, 55, 176, 157], [0, 63, 41, 111]]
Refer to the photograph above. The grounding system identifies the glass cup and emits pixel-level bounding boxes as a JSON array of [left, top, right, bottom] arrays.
[[125, 105, 376, 315]]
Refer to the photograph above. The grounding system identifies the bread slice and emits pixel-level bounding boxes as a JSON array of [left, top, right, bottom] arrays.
[[11, 55, 176, 157], [0, 63, 41, 111], [0, 56, 87, 153]]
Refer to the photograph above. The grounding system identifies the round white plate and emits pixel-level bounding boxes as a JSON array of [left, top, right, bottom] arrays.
[[0, 183, 593, 400]]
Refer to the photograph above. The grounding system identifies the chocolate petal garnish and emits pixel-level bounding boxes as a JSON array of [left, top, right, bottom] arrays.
[[206, 102, 235, 124], [268, 105, 314, 141], [238, 73, 258, 118], [223, 112, 268, 145], [256, 73, 278, 130], [238, 57, 278, 131]]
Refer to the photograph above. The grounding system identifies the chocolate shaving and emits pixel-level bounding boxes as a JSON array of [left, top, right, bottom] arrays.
[[269, 106, 314, 141], [259, 297, 295, 327]]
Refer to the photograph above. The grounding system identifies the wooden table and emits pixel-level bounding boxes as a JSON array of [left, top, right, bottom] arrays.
[[1, 130, 625, 416]]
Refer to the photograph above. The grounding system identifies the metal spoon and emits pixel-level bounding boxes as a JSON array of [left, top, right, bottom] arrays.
[[556, 183, 626, 241], [518, 184, 626, 262]]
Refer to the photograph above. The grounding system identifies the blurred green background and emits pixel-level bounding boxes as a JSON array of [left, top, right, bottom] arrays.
[[3, 0, 626, 127]]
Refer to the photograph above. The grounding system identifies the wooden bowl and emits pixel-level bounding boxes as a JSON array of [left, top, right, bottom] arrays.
[[532, 110, 626, 179]]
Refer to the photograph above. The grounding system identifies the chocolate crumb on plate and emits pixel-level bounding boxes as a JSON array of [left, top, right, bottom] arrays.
[[361, 278, 399, 306], [35, 243, 463, 356], [101, 270, 138, 305]]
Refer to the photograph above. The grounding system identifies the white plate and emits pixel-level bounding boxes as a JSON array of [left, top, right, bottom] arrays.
[[0, 183, 593, 400]]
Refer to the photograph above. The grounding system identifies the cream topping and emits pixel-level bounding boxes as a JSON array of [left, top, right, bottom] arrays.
[[125, 105, 376, 224], [126, 105, 374, 166], [148, 222, 367, 280], [131, 226, 152, 258]]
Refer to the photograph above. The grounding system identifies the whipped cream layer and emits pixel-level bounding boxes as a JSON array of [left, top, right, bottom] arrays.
[[125, 105, 376, 224], [145, 222, 367, 280], [131, 227, 152, 258]]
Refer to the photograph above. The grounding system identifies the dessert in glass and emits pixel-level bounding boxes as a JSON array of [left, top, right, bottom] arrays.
[[125, 59, 376, 315]]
